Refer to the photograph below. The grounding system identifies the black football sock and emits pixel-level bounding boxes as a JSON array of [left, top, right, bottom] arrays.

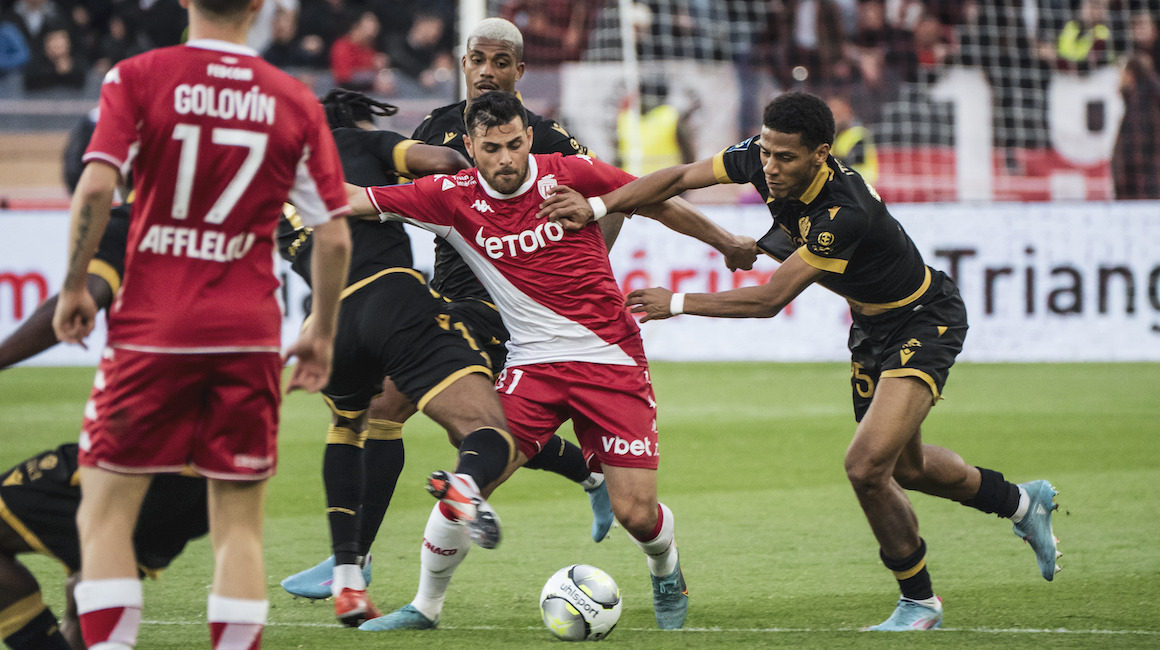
[[960, 466, 1021, 518], [454, 427, 515, 491], [521, 434, 591, 483], [358, 430, 405, 557], [881, 538, 935, 601], [1, 597, 71, 650], [323, 425, 364, 566]]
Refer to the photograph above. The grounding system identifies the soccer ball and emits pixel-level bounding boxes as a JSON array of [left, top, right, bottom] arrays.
[[539, 564, 622, 641]]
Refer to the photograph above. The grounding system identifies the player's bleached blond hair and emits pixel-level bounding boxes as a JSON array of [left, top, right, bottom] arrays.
[[466, 17, 524, 61]]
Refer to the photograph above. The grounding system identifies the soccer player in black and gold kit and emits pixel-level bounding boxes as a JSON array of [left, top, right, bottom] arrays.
[[278, 90, 612, 626], [0, 444, 206, 650], [541, 91, 1062, 631]]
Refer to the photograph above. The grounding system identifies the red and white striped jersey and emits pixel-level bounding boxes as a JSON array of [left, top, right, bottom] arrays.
[[366, 153, 645, 368], [84, 39, 350, 352]]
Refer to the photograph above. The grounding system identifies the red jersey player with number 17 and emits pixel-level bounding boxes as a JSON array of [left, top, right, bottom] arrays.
[[51, 0, 353, 647]]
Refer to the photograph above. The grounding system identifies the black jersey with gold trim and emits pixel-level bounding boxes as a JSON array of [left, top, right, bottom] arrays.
[[0, 444, 207, 575], [714, 136, 927, 308], [412, 99, 588, 300], [278, 128, 417, 288]]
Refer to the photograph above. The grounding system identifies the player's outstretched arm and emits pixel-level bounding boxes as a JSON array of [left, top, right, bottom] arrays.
[[53, 163, 117, 345], [285, 218, 351, 393], [625, 249, 827, 322], [539, 157, 720, 227], [635, 196, 757, 272], [0, 274, 113, 369], [403, 143, 470, 178], [344, 183, 378, 217]]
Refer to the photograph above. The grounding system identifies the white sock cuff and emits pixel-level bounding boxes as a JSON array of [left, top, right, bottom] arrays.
[[1011, 486, 1031, 523], [75, 579, 143, 615], [455, 473, 480, 494], [207, 595, 269, 624], [331, 563, 366, 595]]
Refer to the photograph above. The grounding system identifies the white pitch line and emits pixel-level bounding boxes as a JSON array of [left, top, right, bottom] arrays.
[[143, 620, 1160, 635]]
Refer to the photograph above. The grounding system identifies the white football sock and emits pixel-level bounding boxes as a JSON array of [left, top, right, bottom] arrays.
[[631, 503, 678, 577], [411, 504, 471, 621], [1010, 486, 1031, 523], [331, 563, 366, 596]]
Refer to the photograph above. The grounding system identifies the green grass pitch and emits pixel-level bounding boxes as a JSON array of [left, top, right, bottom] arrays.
[[2, 362, 1158, 648]]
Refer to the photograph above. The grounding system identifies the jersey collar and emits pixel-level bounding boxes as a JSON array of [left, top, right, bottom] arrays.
[[184, 39, 259, 58], [796, 160, 833, 204], [477, 154, 538, 200]]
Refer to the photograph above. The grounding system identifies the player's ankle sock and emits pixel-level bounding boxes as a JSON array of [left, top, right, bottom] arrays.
[[358, 423, 405, 555], [521, 435, 591, 483], [323, 427, 364, 565], [207, 594, 266, 650], [630, 503, 679, 577], [1010, 487, 1032, 524], [411, 503, 471, 621], [75, 578, 142, 649], [580, 472, 604, 491], [453, 427, 514, 491], [881, 539, 935, 601], [960, 466, 1021, 518], [0, 593, 71, 649], [331, 563, 367, 596]]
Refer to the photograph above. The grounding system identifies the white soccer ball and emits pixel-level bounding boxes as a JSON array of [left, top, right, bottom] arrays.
[[539, 564, 622, 642]]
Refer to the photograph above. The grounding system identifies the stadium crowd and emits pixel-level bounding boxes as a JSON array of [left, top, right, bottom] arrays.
[[2, 0, 1157, 101]]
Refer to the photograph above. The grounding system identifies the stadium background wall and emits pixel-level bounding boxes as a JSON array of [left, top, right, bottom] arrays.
[[3, 201, 1158, 365]]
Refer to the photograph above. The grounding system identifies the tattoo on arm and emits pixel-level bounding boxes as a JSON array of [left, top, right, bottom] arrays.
[[64, 204, 93, 291]]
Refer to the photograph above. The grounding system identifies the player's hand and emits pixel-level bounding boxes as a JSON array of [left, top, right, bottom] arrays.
[[722, 236, 758, 271], [52, 288, 97, 347], [538, 185, 594, 231], [625, 287, 675, 322], [284, 332, 334, 393]]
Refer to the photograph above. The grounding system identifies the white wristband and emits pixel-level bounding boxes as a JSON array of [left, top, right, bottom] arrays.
[[587, 196, 608, 221], [669, 292, 686, 316]]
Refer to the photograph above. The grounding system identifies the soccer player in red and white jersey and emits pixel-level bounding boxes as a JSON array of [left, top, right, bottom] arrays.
[[346, 91, 754, 632], [51, 0, 353, 647]]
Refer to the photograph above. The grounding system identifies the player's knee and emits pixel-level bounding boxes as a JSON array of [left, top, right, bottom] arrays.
[[844, 451, 892, 494], [610, 499, 656, 538]]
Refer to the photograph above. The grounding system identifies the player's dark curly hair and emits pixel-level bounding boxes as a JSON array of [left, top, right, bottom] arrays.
[[464, 91, 528, 134], [762, 92, 835, 151], [320, 89, 398, 130]]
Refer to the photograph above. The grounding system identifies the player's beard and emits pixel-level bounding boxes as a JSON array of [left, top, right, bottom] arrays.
[[484, 162, 528, 194]]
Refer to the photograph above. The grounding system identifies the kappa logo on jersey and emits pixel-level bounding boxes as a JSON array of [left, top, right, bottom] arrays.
[[472, 199, 494, 214], [102, 66, 121, 85], [601, 435, 657, 458], [574, 155, 596, 166], [475, 220, 566, 259], [537, 174, 558, 199], [443, 132, 458, 144]]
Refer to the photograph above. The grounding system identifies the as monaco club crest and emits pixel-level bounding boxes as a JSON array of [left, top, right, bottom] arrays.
[[537, 174, 558, 200]]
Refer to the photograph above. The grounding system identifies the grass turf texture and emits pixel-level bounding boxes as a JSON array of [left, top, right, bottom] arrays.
[[1, 362, 1157, 648]]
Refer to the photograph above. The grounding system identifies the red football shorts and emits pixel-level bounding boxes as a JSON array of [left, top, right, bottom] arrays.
[[496, 362, 659, 470], [78, 347, 282, 480]]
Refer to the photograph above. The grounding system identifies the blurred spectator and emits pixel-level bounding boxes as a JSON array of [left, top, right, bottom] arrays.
[[248, 0, 297, 54], [5, 0, 67, 45], [22, 25, 85, 90], [615, 78, 698, 174], [139, 0, 186, 48], [1111, 51, 1160, 199], [910, 12, 952, 83], [329, 10, 393, 94], [298, 0, 352, 58], [828, 94, 878, 183], [0, 15, 30, 74], [1126, 12, 1159, 67], [385, 10, 454, 88], [501, 0, 594, 63], [263, 3, 325, 68], [847, 0, 909, 87], [91, 5, 143, 74], [1045, 0, 1116, 73]]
